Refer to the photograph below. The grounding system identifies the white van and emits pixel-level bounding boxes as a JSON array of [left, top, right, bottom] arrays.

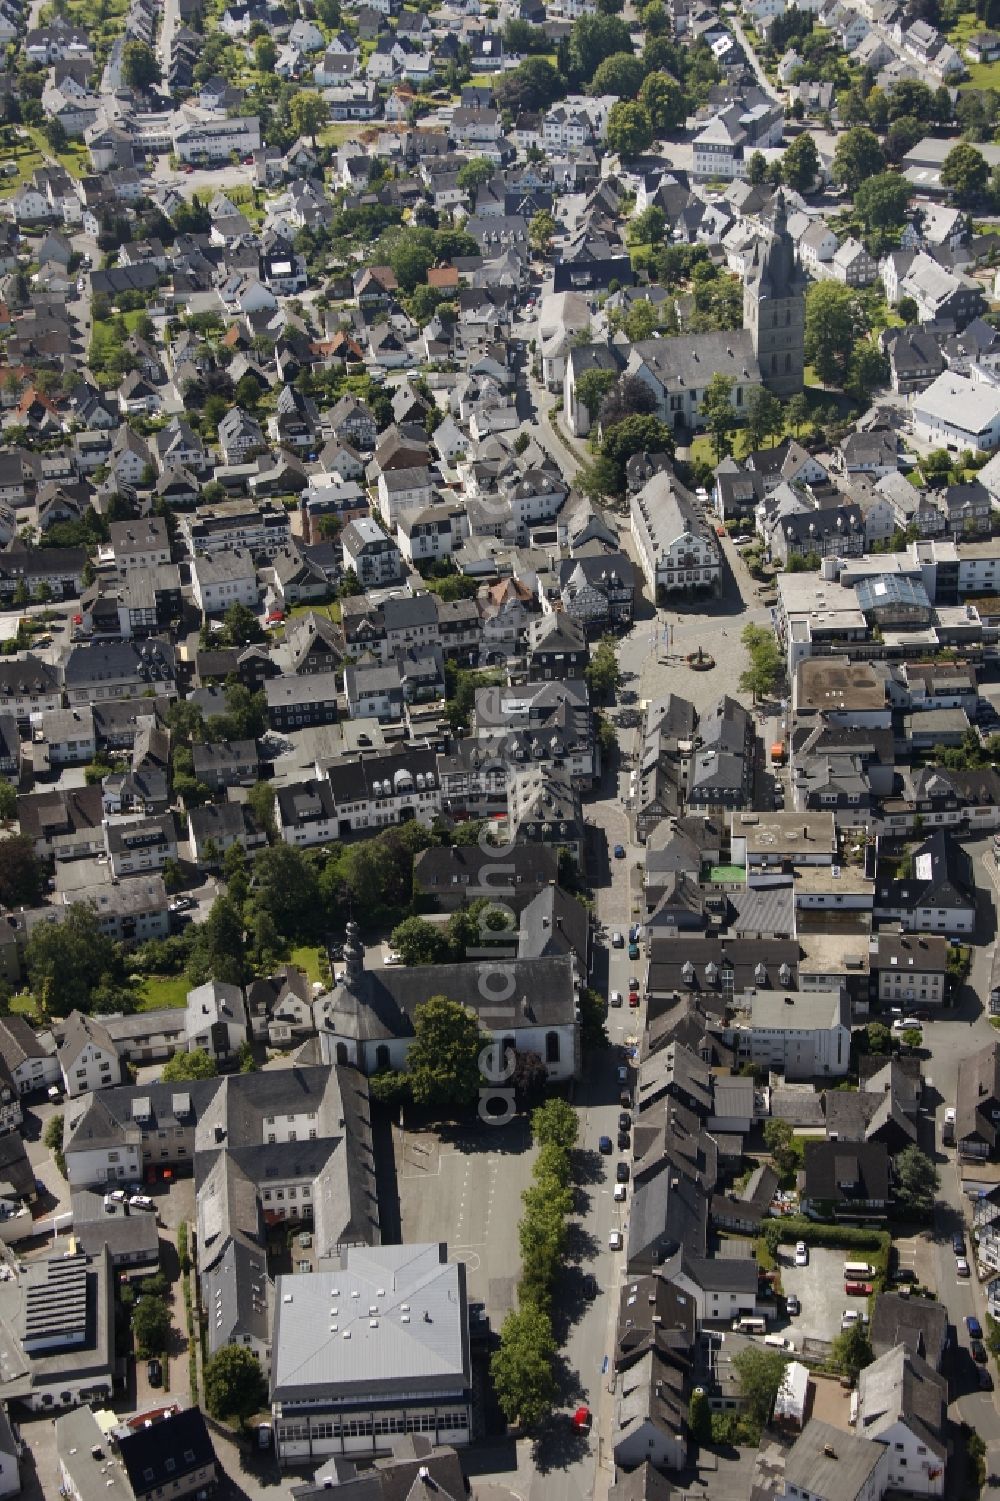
[[843, 1261, 872, 1279], [732, 1316, 767, 1334], [764, 1334, 792, 1350]]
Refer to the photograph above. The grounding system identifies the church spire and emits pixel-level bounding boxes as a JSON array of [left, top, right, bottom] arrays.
[[344, 921, 363, 986]]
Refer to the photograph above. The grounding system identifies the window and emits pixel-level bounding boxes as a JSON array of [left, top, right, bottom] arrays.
[[545, 1031, 560, 1064]]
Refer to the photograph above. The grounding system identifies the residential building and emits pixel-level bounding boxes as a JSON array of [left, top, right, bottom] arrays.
[[57, 1012, 120, 1098]]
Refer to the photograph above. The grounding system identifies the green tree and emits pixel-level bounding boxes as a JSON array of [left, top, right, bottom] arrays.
[[849, 342, 889, 402], [0, 833, 45, 908], [162, 1048, 218, 1081], [832, 1321, 874, 1382], [406, 995, 484, 1109], [832, 126, 885, 192], [638, 70, 687, 131], [897, 296, 919, 324], [894, 1144, 939, 1214], [901, 1027, 922, 1050], [221, 601, 263, 647], [132, 1294, 170, 1357], [253, 34, 276, 71], [532, 1097, 579, 1152], [885, 114, 925, 164], [388, 916, 451, 966], [44, 1112, 65, 1176], [122, 39, 160, 90], [252, 843, 321, 942], [576, 367, 617, 421], [247, 780, 276, 839], [289, 90, 329, 146], [689, 1387, 711, 1442], [204, 1345, 269, 1425], [590, 52, 644, 97], [740, 622, 783, 704], [940, 142, 988, 206], [584, 635, 621, 703], [763, 1117, 798, 1177], [701, 372, 736, 462], [855, 172, 911, 232], [44, 118, 68, 152], [787, 392, 810, 434], [748, 150, 766, 185], [782, 132, 819, 192], [568, 13, 633, 79], [628, 205, 666, 247], [456, 156, 495, 193], [804, 281, 860, 386], [186, 894, 245, 988], [26, 904, 129, 1019], [866, 1021, 891, 1053], [744, 385, 784, 450], [732, 1346, 790, 1428], [606, 101, 653, 158], [528, 210, 557, 254], [600, 413, 675, 490], [491, 1304, 558, 1429]]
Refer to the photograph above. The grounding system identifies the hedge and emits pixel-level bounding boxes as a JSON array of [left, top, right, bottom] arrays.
[[765, 1217, 891, 1271]]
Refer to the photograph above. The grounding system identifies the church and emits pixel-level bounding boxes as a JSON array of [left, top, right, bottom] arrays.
[[744, 189, 807, 399]]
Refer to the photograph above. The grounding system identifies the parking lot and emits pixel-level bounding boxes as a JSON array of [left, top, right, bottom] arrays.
[[397, 1117, 535, 1330], [779, 1244, 871, 1346]]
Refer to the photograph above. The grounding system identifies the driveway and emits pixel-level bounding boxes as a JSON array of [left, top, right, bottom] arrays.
[[779, 1245, 856, 1346]]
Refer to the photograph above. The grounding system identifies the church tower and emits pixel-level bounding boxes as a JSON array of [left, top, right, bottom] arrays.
[[743, 189, 806, 399]]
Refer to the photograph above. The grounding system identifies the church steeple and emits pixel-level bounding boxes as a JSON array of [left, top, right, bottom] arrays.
[[743, 188, 805, 399], [343, 921, 363, 987]]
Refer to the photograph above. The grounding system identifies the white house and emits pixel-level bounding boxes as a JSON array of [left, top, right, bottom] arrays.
[[630, 470, 721, 600], [57, 1012, 120, 1099], [912, 372, 1000, 454], [856, 1345, 947, 1497], [732, 989, 851, 1078], [184, 981, 248, 1065], [190, 549, 259, 615]]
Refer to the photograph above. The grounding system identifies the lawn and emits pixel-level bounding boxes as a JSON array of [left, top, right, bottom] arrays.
[[137, 973, 191, 1011], [8, 993, 38, 1019], [24, 128, 89, 180], [946, 7, 1000, 87], [0, 139, 46, 196], [289, 945, 325, 985], [287, 599, 341, 623], [317, 122, 367, 149]]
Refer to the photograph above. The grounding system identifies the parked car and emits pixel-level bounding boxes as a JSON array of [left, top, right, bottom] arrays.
[[129, 1194, 154, 1212], [582, 1275, 598, 1301], [841, 1309, 868, 1328], [616, 1161, 630, 1183], [971, 1338, 988, 1364], [845, 1281, 873, 1296], [384, 949, 402, 965], [786, 1295, 800, 1316], [146, 1358, 162, 1388], [613, 844, 626, 859], [618, 1112, 631, 1131], [628, 943, 640, 960], [612, 931, 624, 948], [618, 1129, 630, 1150], [979, 1367, 994, 1391], [609, 1230, 623, 1251], [956, 1257, 971, 1278], [609, 990, 622, 1007], [954, 1234, 968, 1258], [628, 977, 640, 991], [628, 991, 640, 1008], [966, 1315, 983, 1339], [599, 1135, 613, 1155], [614, 1182, 626, 1202], [892, 1266, 916, 1284], [794, 1241, 808, 1266]]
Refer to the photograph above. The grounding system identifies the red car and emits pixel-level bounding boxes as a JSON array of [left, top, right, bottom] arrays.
[[628, 991, 640, 1007], [572, 1406, 591, 1430], [845, 1281, 873, 1296]]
